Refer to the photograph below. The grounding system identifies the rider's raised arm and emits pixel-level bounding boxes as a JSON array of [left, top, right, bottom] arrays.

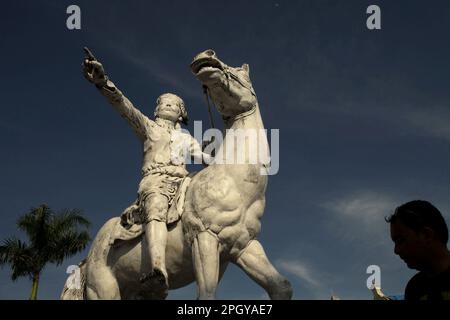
[[97, 80, 153, 141], [82, 53, 153, 141]]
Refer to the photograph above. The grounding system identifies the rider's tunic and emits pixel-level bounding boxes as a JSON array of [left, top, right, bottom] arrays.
[[99, 80, 204, 223]]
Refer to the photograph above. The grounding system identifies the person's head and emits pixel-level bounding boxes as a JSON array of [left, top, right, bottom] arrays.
[[154, 93, 188, 125], [386, 200, 448, 271]]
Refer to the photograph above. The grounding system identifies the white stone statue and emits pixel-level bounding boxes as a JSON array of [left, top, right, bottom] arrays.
[[61, 49, 292, 300]]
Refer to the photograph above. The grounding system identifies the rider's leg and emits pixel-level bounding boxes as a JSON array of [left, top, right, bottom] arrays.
[[141, 194, 169, 295], [192, 231, 220, 299]]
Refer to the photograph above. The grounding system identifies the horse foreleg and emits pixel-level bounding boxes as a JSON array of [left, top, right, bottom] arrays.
[[233, 240, 293, 300], [192, 231, 220, 300]]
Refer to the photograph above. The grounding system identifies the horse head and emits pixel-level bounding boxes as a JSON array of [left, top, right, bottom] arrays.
[[191, 50, 257, 120]]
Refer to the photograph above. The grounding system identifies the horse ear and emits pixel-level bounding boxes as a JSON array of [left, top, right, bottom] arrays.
[[242, 63, 250, 75]]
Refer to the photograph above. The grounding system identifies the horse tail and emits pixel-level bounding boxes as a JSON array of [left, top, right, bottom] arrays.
[[60, 260, 87, 300]]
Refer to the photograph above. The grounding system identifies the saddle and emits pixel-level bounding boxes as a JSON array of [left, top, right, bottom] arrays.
[[108, 173, 194, 246]]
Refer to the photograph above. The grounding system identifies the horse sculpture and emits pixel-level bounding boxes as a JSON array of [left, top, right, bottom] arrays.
[[61, 50, 292, 300]]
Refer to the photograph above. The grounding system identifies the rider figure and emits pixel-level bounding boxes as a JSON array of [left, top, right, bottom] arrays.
[[83, 49, 211, 298]]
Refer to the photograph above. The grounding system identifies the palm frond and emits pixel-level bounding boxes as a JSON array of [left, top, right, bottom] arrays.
[[48, 231, 91, 265], [3, 204, 91, 284], [0, 238, 29, 264], [50, 209, 90, 236], [17, 205, 54, 249], [0, 238, 36, 281]]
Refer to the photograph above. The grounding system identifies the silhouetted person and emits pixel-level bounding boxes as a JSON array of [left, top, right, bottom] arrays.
[[387, 200, 450, 300]]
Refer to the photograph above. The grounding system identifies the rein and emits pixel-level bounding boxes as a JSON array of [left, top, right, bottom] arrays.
[[203, 85, 216, 129]]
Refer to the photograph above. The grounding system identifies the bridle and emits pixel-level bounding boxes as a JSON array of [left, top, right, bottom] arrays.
[[202, 66, 257, 128]]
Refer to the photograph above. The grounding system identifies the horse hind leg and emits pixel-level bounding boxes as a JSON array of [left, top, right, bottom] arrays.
[[86, 264, 120, 300], [192, 231, 220, 300], [233, 240, 293, 300]]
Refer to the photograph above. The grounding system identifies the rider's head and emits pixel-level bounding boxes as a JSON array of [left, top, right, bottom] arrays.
[[154, 93, 188, 125], [387, 200, 449, 271]]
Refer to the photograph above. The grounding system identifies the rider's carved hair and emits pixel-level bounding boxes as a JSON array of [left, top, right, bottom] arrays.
[[155, 93, 188, 125]]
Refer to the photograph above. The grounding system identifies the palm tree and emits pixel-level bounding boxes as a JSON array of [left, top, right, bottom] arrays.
[[0, 204, 90, 299]]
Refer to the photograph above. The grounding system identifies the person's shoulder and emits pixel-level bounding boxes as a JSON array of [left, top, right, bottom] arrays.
[[143, 118, 158, 131], [405, 271, 426, 300], [405, 268, 450, 300], [406, 271, 425, 287]]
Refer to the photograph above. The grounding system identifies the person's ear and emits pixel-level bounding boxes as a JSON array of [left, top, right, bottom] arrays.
[[421, 227, 436, 242]]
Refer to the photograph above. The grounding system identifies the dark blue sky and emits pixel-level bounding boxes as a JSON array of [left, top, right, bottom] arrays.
[[1, 0, 450, 299]]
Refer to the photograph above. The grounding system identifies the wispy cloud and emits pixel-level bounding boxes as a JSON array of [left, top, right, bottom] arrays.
[[276, 258, 341, 299], [322, 191, 397, 226], [319, 191, 401, 251], [405, 107, 450, 141], [277, 259, 321, 289], [102, 42, 201, 100], [119, 50, 198, 97]]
